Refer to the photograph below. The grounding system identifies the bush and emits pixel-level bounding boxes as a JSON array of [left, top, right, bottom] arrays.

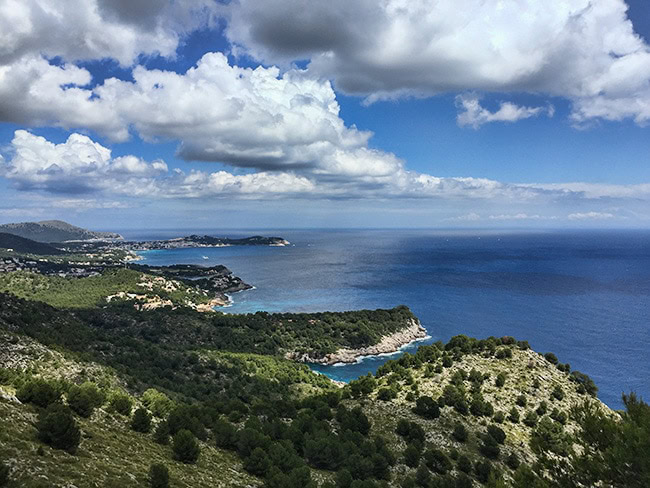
[[377, 388, 396, 401], [244, 447, 271, 476], [413, 396, 440, 419], [486, 425, 506, 444], [551, 385, 565, 401], [108, 392, 133, 416], [452, 422, 468, 442], [506, 453, 520, 470], [131, 408, 152, 433], [404, 444, 421, 468], [154, 420, 170, 445], [479, 435, 500, 459], [172, 429, 200, 464], [523, 410, 539, 427], [544, 353, 559, 365], [36, 404, 81, 453], [424, 448, 452, 474], [493, 411, 505, 424], [0, 462, 9, 487], [495, 373, 506, 388], [508, 407, 520, 423], [570, 371, 598, 397], [495, 348, 512, 359], [214, 418, 238, 449], [16, 378, 61, 408], [67, 382, 105, 418], [536, 401, 548, 416], [475, 460, 493, 484], [149, 463, 169, 488], [516, 395, 527, 407], [142, 389, 175, 418], [457, 454, 472, 473]]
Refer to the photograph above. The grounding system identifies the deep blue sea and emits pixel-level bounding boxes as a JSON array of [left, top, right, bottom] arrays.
[[126, 229, 650, 409]]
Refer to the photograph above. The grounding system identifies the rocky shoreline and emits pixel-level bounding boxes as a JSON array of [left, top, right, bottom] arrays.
[[287, 318, 428, 365]]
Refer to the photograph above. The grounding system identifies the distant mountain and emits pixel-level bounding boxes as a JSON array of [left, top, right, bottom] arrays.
[[0, 233, 66, 255], [0, 220, 123, 243]]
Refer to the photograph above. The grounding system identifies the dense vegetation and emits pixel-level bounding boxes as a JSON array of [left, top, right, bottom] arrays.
[[0, 233, 66, 255], [0, 293, 647, 487]]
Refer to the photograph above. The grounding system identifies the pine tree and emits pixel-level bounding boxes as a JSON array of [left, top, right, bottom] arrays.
[[36, 404, 81, 453], [172, 429, 200, 464], [131, 408, 152, 433], [148, 463, 169, 488]]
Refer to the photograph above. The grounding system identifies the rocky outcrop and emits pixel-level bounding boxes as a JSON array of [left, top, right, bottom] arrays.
[[287, 319, 428, 365]]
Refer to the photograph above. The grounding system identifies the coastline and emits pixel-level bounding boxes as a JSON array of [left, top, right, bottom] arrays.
[[287, 318, 428, 366]]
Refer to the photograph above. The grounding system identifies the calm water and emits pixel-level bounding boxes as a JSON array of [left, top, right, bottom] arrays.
[[129, 229, 650, 409]]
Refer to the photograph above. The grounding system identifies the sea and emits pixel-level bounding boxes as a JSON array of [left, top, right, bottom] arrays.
[[124, 228, 650, 410]]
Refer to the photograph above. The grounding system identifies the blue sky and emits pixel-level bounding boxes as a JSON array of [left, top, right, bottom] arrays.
[[1, 0, 650, 230]]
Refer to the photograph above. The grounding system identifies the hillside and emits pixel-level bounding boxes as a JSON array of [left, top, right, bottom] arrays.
[[0, 220, 123, 243], [0, 233, 65, 256], [0, 294, 647, 488]]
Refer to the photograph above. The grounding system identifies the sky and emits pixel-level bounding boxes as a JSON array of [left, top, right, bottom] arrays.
[[0, 0, 650, 230]]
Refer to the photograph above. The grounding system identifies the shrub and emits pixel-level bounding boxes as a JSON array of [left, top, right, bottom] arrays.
[[404, 444, 421, 468], [415, 464, 431, 487], [452, 422, 468, 442], [551, 385, 565, 401], [508, 407, 520, 423], [424, 448, 452, 474], [479, 435, 500, 459], [486, 425, 506, 444], [67, 382, 105, 418], [16, 379, 61, 408], [495, 372, 506, 388], [142, 388, 175, 418], [154, 420, 170, 445], [457, 454, 472, 473], [214, 418, 238, 449], [36, 404, 81, 453], [536, 401, 548, 416], [131, 408, 152, 433], [455, 473, 473, 488], [172, 429, 200, 464], [108, 392, 133, 416], [570, 371, 598, 397], [523, 410, 539, 427], [550, 408, 567, 425], [475, 460, 493, 484], [493, 411, 505, 424], [544, 353, 559, 365], [244, 447, 271, 477], [413, 396, 440, 419], [377, 388, 395, 401], [0, 461, 9, 487], [516, 395, 527, 407], [495, 348, 512, 359], [149, 463, 169, 488], [506, 453, 520, 470]]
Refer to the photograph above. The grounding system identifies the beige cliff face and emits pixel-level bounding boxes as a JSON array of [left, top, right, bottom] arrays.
[[287, 318, 428, 365]]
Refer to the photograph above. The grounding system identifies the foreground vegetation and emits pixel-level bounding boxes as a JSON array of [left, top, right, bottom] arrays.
[[0, 293, 647, 487]]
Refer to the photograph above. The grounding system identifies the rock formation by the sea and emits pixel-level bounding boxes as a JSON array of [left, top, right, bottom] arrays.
[[287, 318, 428, 365]]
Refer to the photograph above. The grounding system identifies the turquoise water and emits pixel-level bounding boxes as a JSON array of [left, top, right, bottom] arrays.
[[131, 229, 650, 409]]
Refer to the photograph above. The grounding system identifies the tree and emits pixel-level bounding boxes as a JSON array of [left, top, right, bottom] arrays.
[[413, 396, 440, 419], [415, 464, 431, 487], [154, 420, 170, 445], [495, 372, 506, 388], [0, 461, 9, 487], [36, 404, 81, 453], [244, 447, 271, 477], [142, 388, 175, 417], [452, 422, 468, 442], [214, 418, 238, 449], [457, 454, 472, 473], [404, 444, 421, 468], [172, 429, 200, 464], [108, 392, 133, 416], [336, 469, 353, 488], [544, 353, 559, 365], [131, 407, 152, 433], [424, 448, 452, 474], [68, 382, 104, 418], [486, 425, 506, 445], [16, 378, 60, 408], [148, 463, 169, 488]]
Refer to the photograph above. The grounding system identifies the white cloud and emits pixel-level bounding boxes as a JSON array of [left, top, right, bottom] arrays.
[[224, 0, 650, 125], [567, 211, 615, 221], [0, 0, 216, 66], [456, 94, 554, 128]]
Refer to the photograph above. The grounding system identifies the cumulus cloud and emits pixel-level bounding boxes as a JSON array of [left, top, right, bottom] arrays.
[[456, 94, 554, 128], [224, 0, 650, 124], [0, 0, 216, 66]]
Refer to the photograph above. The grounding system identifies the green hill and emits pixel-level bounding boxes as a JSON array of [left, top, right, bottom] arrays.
[[0, 220, 122, 243], [0, 233, 65, 256], [0, 294, 647, 488]]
